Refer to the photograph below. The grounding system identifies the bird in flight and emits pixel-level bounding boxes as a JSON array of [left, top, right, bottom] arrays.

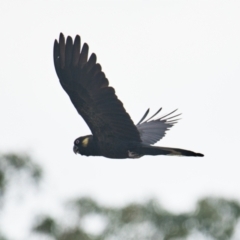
[[54, 33, 203, 158]]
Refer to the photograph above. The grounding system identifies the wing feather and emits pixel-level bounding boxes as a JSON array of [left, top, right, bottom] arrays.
[[72, 35, 80, 66], [54, 33, 141, 142], [65, 36, 73, 68], [136, 108, 181, 145]]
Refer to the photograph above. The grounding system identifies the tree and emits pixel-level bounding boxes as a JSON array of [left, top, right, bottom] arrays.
[[33, 196, 240, 240], [0, 152, 42, 240], [1, 152, 240, 240]]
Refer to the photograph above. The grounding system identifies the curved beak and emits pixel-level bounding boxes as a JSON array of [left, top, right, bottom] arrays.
[[73, 145, 78, 154]]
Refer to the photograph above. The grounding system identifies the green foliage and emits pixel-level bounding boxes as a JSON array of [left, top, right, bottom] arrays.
[[32, 196, 240, 240], [33, 216, 58, 235], [0, 153, 42, 197], [0, 234, 8, 240], [1, 152, 240, 240], [0, 152, 43, 240], [0, 153, 42, 182], [195, 198, 240, 240]]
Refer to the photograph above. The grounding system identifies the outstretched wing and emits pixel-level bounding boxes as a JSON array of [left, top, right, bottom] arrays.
[[136, 108, 181, 145], [54, 33, 141, 143]]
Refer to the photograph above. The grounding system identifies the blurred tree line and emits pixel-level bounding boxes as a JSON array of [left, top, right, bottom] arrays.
[[0, 152, 240, 240]]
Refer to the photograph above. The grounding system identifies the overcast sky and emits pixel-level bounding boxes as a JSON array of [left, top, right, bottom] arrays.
[[1, 1, 240, 239]]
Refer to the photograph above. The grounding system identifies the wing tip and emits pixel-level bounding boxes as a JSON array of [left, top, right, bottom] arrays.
[[66, 35, 73, 44], [59, 32, 65, 42], [82, 42, 89, 51], [137, 108, 150, 125], [74, 35, 81, 44]]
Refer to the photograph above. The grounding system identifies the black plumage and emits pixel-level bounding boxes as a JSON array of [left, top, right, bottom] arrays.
[[54, 33, 204, 158]]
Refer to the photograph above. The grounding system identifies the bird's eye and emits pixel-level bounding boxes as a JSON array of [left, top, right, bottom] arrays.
[[75, 140, 80, 144]]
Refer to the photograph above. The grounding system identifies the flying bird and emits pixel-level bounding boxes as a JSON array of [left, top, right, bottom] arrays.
[[53, 33, 203, 158]]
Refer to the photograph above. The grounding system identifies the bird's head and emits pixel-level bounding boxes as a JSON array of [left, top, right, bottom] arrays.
[[73, 135, 94, 156]]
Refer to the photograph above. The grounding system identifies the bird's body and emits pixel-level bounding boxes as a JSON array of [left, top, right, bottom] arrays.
[[54, 33, 204, 158], [74, 135, 141, 159]]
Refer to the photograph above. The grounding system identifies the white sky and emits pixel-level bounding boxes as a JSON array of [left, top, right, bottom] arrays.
[[1, 1, 240, 239]]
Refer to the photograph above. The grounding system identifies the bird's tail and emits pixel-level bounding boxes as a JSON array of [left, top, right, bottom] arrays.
[[139, 145, 204, 157]]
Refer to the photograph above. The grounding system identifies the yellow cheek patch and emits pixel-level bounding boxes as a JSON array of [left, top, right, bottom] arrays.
[[82, 137, 89, 147]]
